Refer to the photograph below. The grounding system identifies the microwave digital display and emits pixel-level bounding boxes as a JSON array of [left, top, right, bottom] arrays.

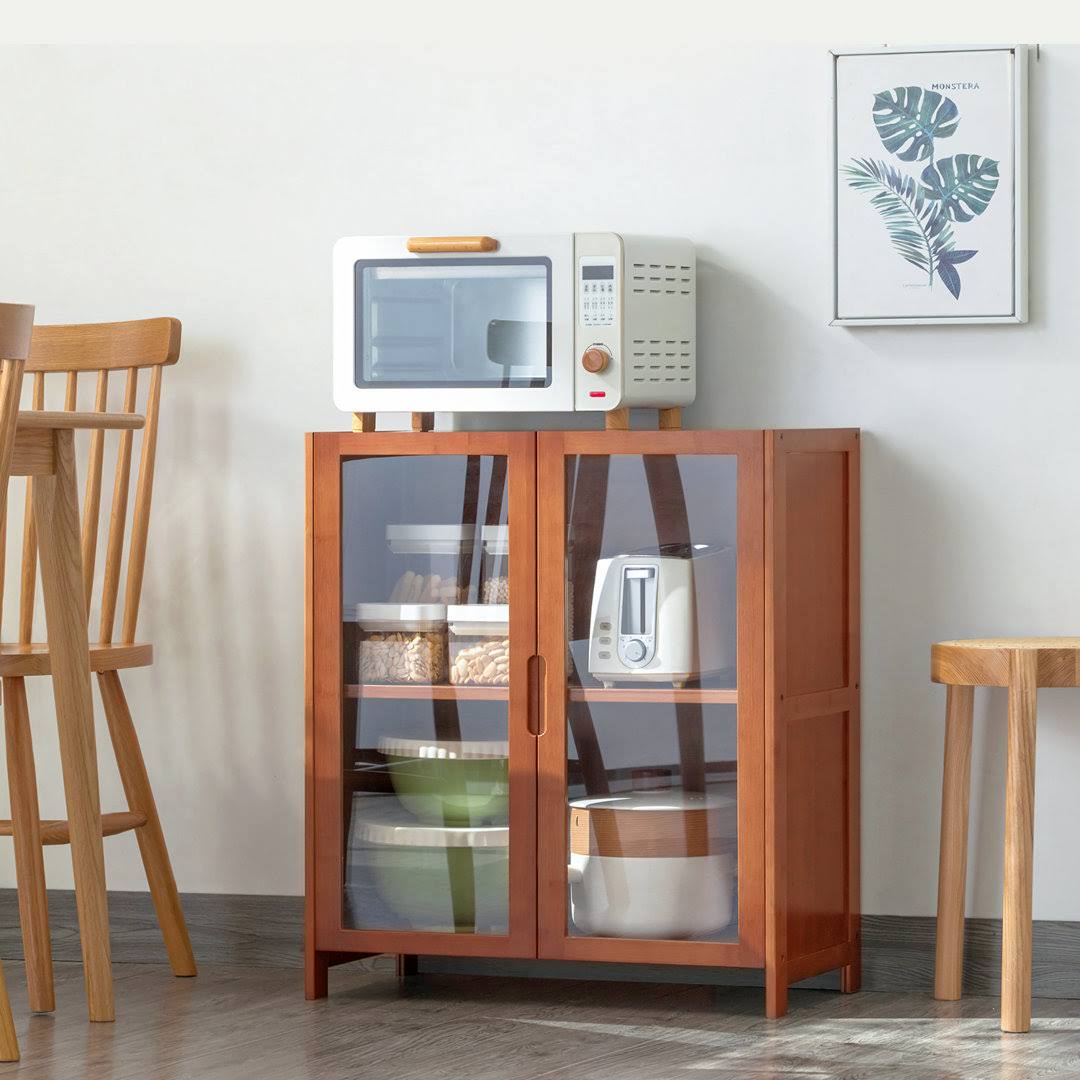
[[582, 266, 615, 280]]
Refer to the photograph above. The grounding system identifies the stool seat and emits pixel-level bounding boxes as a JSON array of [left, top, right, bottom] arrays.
[[932, 637, 1080, 688]]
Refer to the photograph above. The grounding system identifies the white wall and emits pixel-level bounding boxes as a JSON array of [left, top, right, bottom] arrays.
[[1, 38, 1078, 918]]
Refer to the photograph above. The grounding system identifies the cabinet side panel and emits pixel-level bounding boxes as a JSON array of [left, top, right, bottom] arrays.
[[767, 429, 860, 986], [786, 711, 850, 958], [784, 451, 848, 696]]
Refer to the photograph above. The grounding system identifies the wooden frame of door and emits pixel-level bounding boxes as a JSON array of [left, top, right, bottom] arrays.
[[534, 429, 766, 967], [306, 431, 538, 991]]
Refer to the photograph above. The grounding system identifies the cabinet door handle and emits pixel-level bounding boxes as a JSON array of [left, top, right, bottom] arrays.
[[406, 236, 499, 254], [527, 654, 547, 738]]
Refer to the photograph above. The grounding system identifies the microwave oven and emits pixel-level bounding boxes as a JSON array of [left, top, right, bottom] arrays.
[[332, 234, 696, 414]]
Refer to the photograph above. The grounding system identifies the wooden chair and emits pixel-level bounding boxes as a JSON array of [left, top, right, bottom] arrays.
[[0, 317, 196, 1023], [932, 637, 1080, 1033]]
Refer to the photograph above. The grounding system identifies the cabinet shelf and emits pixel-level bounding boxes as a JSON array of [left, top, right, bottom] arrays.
[[345, 683, 509, 701], [568, 686, 737, 705]]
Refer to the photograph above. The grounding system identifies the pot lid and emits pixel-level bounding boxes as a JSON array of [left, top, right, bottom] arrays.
[[378, 737, 508, 760], [349, 797, 509, 848], [569, 789, 734, 812]]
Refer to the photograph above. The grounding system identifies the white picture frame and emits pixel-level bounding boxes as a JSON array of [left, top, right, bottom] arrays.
[[830, 44, 1029, 326]]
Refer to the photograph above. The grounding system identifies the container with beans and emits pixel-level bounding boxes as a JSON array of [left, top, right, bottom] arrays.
[[386, 525, 474, 604], [480, 525, 510, 605], [355, 603, 447, 685], [447, 605, 510, 687]]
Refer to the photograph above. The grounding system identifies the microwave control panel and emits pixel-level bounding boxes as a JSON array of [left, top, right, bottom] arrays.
[[579, 256, 618, 327]]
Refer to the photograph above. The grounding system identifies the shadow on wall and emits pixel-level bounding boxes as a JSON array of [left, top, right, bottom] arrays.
[[141, 334, 300, 887]]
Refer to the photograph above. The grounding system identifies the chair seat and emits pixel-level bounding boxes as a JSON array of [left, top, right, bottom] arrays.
[[0, 642, 152, 678], [932, 637, 1080, 688]]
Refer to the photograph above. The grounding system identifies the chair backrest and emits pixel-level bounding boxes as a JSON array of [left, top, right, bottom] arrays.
[[0, 304, 35, 596], [10, 318, 181, 647]]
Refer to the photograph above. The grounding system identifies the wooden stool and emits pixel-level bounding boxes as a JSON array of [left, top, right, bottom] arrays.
[[0, 318, 196, 1023], [931, 637, 1080, 1033]]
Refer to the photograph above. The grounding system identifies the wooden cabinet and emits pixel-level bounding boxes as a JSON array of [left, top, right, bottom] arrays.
[[306, 428, 860, 1017]]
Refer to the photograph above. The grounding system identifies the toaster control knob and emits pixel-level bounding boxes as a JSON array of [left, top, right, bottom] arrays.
[[582, 346, 610, 374], [624, 639, 647, 663]]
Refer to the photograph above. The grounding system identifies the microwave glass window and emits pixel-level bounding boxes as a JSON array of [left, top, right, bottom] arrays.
[[354, 257, 552, 389]]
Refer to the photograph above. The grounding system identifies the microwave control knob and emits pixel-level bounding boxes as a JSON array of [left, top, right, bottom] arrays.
[[581, 346, 610, 374], [623, 639, 647, 663]]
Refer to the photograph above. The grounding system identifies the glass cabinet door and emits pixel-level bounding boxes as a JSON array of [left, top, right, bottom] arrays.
[[537, 433, 764, 964], [312, 434, 536, 956]]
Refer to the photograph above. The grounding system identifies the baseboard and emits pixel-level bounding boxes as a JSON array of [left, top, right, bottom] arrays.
[[3, 892, 1079, 999]]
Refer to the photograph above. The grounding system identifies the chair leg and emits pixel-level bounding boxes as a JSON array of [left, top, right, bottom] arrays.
[[98, 669, 196, 977], [1002, 650, 1038, 1034], [33, 430, 114, 1022], [2, 676, 55, 1013], [0, 958, 18, 1062], [934, 684, 975, 1001]]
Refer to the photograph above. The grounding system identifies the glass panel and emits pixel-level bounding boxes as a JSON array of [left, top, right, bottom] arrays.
[[354, 258, 552, 389], [564, 454, 739, 942], [341, 455, 511, 934]]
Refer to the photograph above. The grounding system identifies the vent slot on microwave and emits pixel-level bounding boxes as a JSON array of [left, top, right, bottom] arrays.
[[631, 339, 693, 383], [631, 263, 694, 295]]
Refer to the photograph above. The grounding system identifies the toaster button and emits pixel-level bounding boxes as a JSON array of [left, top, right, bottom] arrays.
[[624, 639, 647, 663]]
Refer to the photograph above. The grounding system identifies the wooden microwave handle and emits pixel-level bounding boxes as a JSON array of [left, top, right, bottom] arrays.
[[406, 236, 499, 254]]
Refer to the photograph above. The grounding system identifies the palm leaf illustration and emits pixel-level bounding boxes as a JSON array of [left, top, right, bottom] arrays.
[[920, 154, 999, 222], [842, 157, 955, 285], [872, 86, 959, 162]]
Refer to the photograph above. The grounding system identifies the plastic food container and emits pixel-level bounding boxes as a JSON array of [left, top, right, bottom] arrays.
[[480, 525, 510, 604], [386, 525, 475, 604], [379, 737, 509, 824], [567, 789, 736, 939], [447, 605, 510, 687], [349, 797, 509, 933], [356, 603, 447, 684]]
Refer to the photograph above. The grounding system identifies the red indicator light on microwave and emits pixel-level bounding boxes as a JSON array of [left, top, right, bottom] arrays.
[[589, 391, 606, 398]]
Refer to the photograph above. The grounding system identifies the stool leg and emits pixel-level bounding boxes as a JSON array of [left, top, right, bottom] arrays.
[[33, 431, 114, 1022], [2, 676, 55, 1013], [1002, 650, 1037, 1033], [934, 684, 975, 1000], [98, 669, 196, 977]]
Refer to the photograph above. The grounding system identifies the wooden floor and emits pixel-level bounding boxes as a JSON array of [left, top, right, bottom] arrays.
[[1, 959, 1079, 1078]]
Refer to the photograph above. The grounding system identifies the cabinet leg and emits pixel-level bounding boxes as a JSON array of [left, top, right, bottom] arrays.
[[841, 960, 861, 993], [305, 950, 329, 1000], [765, 967, 788, 1019], [396, 954, 419, 978]]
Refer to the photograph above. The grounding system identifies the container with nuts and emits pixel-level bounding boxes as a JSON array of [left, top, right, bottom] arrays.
[[447, 604, 510, 687], [355, 603, 447, 685]]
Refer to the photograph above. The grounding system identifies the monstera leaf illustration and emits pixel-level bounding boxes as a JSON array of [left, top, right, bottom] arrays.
[[872, 86, 959, 162], [920, 154, 1000, 222]]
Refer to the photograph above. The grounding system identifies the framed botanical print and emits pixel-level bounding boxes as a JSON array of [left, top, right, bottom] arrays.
[[831, 45, 1029, 325]]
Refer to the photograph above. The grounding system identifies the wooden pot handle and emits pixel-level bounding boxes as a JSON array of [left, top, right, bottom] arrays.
[[406, 236, 499, 254]]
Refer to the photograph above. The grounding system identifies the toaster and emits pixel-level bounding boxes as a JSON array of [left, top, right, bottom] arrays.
[[587, 545, 735, 688]]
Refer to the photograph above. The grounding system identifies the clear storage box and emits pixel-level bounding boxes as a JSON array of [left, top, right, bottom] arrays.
[[385, 525, 474, 604], [480, 525, 510, 604], [356, 603, 447, 684], [447, 604, 510, 687]]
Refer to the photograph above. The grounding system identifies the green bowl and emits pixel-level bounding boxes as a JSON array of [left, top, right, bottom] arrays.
[[380, 739, 509, 825]]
